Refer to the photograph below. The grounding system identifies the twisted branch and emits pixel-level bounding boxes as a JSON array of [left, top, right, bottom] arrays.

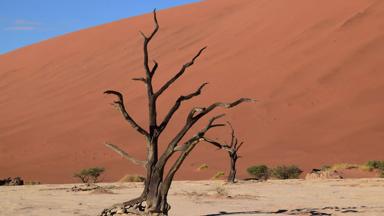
[[164, 115, 225, 183], [105, 143, 147, 166], [158, 82, 208, 133], [104, 90, 149, 137], [155, 47, 207, 97]]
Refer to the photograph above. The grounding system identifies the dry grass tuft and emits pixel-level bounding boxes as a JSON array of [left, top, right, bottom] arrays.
[[118, 174, 145, 183]]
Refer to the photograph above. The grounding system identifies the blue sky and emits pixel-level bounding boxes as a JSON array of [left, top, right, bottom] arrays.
[[0, 0, 200, 54]]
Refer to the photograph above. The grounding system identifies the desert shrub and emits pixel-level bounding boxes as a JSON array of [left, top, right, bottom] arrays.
[[323, 162, 376, 172], [212, 171, 225, 180], [247, 165, 269, 180], [119, 174, 145, 183], [197, 163, 209, 171], [366, 160, 384, 171], [87, 167, 105, 183], [24, 181, 41, 185], [74, 167, 105, 183], [331, 163, 359, 170], [271, 165, 302, 179]]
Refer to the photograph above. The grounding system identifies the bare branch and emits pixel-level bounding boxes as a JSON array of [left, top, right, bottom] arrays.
[[132, 77, 147, 83], [191, 98, 255, 120], [202, 114, 226, 131], [104, 90, 149, 137], [236, 141, 244, 151], [202, 137, 232, 151], [151, 60, 159, 76], [164, 115, 225, 182], [105, 143, 147, 166], [139, 10, 160, 132], [157, 98, 253, 170], [155, 47, 207, 97], [158, 82, 208, 133], [203, 121, 244, 153], [226, 121, 236, 147], [142, 9, 159, 79], [141, 9, 159, 41]]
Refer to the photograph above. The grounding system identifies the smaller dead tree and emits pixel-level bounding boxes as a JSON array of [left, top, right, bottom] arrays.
[[203, 122, 244, 183]]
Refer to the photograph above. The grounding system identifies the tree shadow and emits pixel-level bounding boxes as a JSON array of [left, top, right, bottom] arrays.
[[203, 208, 335, 216], [203, 209, 288, 216]]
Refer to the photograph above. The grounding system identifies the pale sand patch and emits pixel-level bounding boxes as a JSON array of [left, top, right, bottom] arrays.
[[1, 179, 384, 216]]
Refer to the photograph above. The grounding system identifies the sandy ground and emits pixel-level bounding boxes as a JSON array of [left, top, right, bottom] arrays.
[[1, 179, 384, 216]]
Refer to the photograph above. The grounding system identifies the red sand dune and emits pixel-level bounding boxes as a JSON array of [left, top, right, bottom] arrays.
[[1, 0, 384, 183]]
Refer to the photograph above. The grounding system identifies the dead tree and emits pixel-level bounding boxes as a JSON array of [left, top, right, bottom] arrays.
[[101, 10, 252, 216], [203, 122, 244, 183]]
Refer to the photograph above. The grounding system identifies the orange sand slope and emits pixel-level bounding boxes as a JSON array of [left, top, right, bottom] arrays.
[[0, 0, 383, 183]]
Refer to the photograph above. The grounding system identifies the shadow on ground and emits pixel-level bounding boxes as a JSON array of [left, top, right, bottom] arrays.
[[203, 209, 289, 215], [203, 206, 363, 215]]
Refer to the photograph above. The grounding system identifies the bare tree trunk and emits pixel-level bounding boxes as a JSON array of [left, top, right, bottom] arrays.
[[227, 152, 238, 183]]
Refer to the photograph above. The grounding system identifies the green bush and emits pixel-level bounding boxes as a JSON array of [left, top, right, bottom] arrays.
[[271, 165, 302, 179], [366, 160, 384, 171], [247, 165, 269, 180], [74, 167, 105, 183]]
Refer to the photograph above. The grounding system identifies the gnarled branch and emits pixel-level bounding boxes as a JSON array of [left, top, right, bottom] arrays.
[[201, 137, 232, 151], [202, 121, 244, 153], [105, 143, 147, 166], [155, 47, 207, 97], [104, 90, 149, 137], [164, 115, 225, 183], [156, 98, 253, 170], [174, 114, 225, 151], [191, 98, 255, 120], [158, 82, 208, 133]]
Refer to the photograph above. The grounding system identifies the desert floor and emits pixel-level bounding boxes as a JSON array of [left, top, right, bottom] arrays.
[[1, 179, 384, 216]]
